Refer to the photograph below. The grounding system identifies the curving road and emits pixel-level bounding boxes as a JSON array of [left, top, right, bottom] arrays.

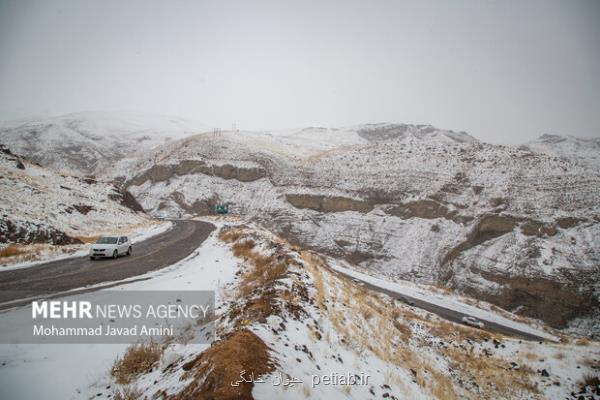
[[0, 220, 215, 307], [331, 268, 549, 342], [0, 219, 548, 341]]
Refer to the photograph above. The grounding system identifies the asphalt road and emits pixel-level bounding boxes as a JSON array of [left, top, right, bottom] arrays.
[[0, 220, 215, 306], [332, 268, 548, 342]]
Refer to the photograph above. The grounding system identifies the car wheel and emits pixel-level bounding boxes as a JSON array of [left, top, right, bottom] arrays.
[[89, 256, 95, 261], [127, 247, 132, 256], [113, 250, 118, 259]]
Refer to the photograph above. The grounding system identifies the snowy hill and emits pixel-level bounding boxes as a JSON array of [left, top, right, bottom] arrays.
[[0, 111, 210, 176], [122, 125, 600, 336], [521, 134, 600, 171], [92, 224, 600, 399], [356, 123, 478, 144], [2, 112, 599, 335], [1, 114, 600, 396]]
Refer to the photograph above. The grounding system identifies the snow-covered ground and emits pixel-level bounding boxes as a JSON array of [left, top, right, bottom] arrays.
[[1, 222, 598, 399], [113, 226, 600, 400], [0, 223, 239, 400], [1, 112, 599, 397]]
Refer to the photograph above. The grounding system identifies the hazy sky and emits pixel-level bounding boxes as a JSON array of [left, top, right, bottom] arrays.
[[0, 0, 598, 143]]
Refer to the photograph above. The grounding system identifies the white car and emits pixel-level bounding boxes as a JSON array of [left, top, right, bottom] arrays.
[[461, 316, 484, 329], [89, 236, 132, 260]]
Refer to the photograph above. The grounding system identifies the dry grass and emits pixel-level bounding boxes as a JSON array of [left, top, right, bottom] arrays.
[[427, 319, 493, 343], [0, 243, 84, 266], [305, 254, 431, 384], [217, 227, 541, 399], [391, 318, 413, 340], [113, 386, 143, 400], [238, 252, 288, 298], [229, 234, 289, 299], [361, 307, 374, 320], [173, 329, 275, 400], [300, 250, 543, 399], [444, 346, 538, 396], [487, 303, 530, 324], [302, 252, 428, 388], [430, 370, 458, 400], [0, 244, 27, 258], [231, 239, 256, 259], [559, 334, 572, 344], [309, 258, 327, 309], [218, 227, 243, 243], [576, 337, 591, 346], [580, 373, 600, 388], [523, 352, 539, 362], [111, 341, 163, 384], [75, 235, 101, 244], [219, 226, 292, 328]]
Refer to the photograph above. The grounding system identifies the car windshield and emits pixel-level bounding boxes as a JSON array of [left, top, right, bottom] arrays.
[[96, 237, 118, 244]]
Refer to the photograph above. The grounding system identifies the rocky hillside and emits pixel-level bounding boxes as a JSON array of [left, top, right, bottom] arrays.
[[121, 124, 600, 336], [0, 144, 151, 250]]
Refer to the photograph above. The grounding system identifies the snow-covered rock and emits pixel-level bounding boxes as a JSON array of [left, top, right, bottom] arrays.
[[0, 144, 154, 266]]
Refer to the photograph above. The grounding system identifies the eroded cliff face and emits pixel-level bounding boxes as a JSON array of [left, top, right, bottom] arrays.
[[127, 159, 266, 186], [285, 194, 374, 213], [265, 208, 599, 330], [461, 268, 599, 329], [124, 127, 600, 335]]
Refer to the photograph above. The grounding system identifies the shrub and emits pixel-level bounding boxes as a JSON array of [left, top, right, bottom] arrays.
[[111, 341, 162, 384], [0, 244, 26, 258], [232, 239, 256, 259], [218, 228, 242, 243]]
